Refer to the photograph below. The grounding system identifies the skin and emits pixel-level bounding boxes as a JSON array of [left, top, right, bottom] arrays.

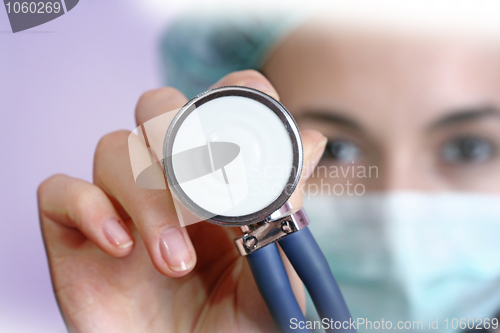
[[38, 71, 325, 333], [37, 20, 500, 333], [263, 21, 500, 196]]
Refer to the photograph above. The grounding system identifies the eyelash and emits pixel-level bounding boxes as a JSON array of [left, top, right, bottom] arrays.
[[319, 136, 497, 167], [440, 136, 497, 165], [322, 139, 363, 163]]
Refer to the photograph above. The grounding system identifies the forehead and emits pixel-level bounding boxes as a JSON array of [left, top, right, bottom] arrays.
[[275, 22, 500, 123]]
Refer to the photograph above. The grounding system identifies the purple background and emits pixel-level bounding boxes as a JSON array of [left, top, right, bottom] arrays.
[[0, 1, 180, 331]]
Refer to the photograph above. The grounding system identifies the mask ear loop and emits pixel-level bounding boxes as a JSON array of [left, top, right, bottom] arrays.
[[278, 213, 356, 332]]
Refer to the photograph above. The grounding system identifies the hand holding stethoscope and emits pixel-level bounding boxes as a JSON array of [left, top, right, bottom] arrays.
[[38, 71, 350, 333], [130, 75, 355, 331]]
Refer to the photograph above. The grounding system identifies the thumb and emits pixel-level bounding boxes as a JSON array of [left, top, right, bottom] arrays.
[[289, 130, 327, 211]]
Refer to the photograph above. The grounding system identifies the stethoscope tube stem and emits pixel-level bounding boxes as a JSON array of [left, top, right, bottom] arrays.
[[279, 227, 357, 333], [247, 242, 311, 333]]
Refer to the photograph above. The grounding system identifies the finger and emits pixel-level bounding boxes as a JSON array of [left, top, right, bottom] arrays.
[[289, 130, 327, 211], [135, 87, 188, 126], [134, 87, 189, 165], [38, 174, 134, 257], [210, 69, 280, 100], [94, 130, 196, 277], [134, 87, 197, 277]]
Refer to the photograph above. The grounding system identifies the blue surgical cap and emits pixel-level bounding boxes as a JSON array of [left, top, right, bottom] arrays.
[[160, 11, 307, 98]]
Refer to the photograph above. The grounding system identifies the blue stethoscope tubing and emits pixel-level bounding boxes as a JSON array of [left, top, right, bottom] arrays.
[[247, 226, 357, 333], [247, 242, 309, 332]]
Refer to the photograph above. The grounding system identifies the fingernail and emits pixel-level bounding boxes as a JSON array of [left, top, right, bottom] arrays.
[[159, 227, 193, 272], [103, 218, 133, 248], [244, 81, 277, 98]]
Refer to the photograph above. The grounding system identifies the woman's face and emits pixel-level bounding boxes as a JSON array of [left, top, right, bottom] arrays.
[[263, 22, 500, 194]]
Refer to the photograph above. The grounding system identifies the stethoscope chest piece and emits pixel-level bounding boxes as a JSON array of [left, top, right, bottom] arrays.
[[163, 86, 303, 227]]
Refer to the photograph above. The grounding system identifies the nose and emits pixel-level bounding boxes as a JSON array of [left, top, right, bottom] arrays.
[[375, 146, 437, 192]]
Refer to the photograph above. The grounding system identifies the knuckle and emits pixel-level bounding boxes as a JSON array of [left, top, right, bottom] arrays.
[[70, 185, 106, 228], [70, 190, 99, 232], [37, 174, 66, 202], [95, 130, 130, 159], [135, 87, 185, 122], [137, 88, 165, 109], [227, 69, 266, 82], [72, 185, 99, 215], [239, 69, 263, 78], [93, 130, 131, 183], [138, 87, 181, 102]]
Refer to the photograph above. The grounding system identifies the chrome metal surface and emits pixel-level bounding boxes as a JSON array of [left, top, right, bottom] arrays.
[[163, 86, 303, 227], [234, 208, 311, 256]]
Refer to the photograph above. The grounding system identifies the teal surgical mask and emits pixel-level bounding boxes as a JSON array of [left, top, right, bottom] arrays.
[[303, 192, 500, 333]]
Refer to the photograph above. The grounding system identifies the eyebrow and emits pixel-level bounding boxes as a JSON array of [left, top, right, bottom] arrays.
[[300, 106, 500, 132], [429, 105, 500, 130], [299, 111, 362, 130]]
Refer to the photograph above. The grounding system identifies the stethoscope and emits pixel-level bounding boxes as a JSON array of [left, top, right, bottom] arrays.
[[129, 86, 356, 333]]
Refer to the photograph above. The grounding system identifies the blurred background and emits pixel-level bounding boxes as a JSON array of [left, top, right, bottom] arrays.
[[0, 1, 185, 331], [2, 0, 500, 331]]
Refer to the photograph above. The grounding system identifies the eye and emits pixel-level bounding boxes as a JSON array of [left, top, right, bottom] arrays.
[[322, 139, 362, 163], [441, 136, 496, 165]]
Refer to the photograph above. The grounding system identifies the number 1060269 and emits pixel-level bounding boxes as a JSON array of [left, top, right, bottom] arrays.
[[5, 2, 61, 14]]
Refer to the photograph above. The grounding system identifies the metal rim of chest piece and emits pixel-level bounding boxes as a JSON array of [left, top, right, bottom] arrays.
[[162, 86, 303, 227]]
